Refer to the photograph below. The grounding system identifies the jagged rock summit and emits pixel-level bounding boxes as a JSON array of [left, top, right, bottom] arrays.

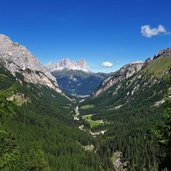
[[45, 58, 89, 73], [0, 34, 62, 93]]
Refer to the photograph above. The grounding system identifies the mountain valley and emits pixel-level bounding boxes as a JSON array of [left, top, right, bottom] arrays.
[[52, 68, 109, 96], [0, 34, 171, 171], [46, 59, 109, 96]]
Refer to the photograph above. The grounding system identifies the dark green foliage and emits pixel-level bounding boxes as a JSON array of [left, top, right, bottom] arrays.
[[0, 129, 19, 170], [155, 100, 171, 171], [0, 64, 106, 171], [1, 56, 171, 171], [80, 58, 171, 171]]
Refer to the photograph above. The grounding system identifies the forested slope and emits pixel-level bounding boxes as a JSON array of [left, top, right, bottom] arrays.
[[0, 63, 108, 171], [80, 56, 171, 171]]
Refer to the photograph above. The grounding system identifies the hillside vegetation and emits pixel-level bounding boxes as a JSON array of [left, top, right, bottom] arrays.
[[145, 57, 171, 75], [80, 56, 171, 171], [0, 63, 109, 171], [1, 51, 171, 171]]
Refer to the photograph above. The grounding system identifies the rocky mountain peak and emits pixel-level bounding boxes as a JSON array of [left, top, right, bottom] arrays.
[[45, 58, 89, 73], [0, 34, 62, 93]]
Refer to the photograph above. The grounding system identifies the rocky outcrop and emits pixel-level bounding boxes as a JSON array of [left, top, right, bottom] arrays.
[[144, 47, 171, 65], [153, 47, 171, 60], [111, 151, 129, 171], [45, 58, 89, 73], [92, 62, 144, 97], [0, 34, 62, 93], [7, 93, 31, 106]]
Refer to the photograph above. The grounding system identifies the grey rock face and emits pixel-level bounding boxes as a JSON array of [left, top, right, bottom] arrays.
[[45, 58, 89, 73], [92, 62, 144, 97], [153, 47, 171, 60], [0, 34, 62, 93]]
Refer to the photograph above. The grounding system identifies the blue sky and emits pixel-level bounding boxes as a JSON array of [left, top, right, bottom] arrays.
[[0, 0, 171, 73]]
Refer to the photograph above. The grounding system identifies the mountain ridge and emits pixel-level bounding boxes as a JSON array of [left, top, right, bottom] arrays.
[[92, 47, 171, 97], [92, 61, 144, 97], [46, 58, 89, 73], [0, 34, 62, 94]]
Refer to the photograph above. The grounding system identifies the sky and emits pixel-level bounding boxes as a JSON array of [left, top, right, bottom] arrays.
[[0, 0, 171, 73]]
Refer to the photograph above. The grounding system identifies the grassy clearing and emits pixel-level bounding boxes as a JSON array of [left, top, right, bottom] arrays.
[[82, 114, 104, 128], [80, 105, 94, 110], [88, 120, 104, 128], [82, 114, 93, 120], [145, 57, 171, 75]]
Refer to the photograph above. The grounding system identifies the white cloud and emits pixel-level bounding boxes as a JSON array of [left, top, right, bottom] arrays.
[[101, 61, 113, 68], [141, 25, 170, 37]]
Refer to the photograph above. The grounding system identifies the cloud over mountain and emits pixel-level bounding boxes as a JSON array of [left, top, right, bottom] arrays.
[[101, 61, 113, 68]]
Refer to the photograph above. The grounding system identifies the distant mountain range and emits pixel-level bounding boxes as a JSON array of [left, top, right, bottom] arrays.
[[45, 58, 89, 72], [51, 68, 109, 96], [45, 58, 110, 96], [45, 48, 171, 96]]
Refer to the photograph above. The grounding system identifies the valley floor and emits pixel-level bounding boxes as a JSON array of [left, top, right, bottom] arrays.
[[74, 105, 108, 137]]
